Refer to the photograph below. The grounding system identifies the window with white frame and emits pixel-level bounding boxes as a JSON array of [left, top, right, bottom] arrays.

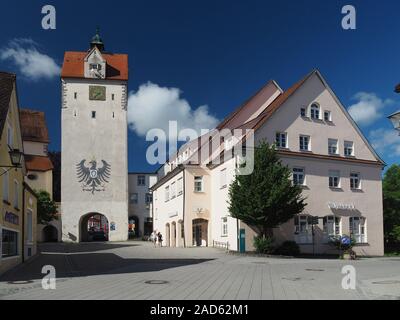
[[323, 216, 341, 242], [349, 217, 367, 243], [344, 141, 354, 157], [165, 186, 170, 202], [129, 193, 138, 204], [324, 111, 331, 122], [275, 132, 287, 148], [138, 175, 146, 186], [300, 107, 307, 117], [171, 182, 176, 199], [310, 103, 320, 119], [350, 172, 361, 190], [177, 178, 183, 196], [13, 180, 19, 209], [299, 135, 310, 151], [3, 170, 9, 202], [328, 139, 339, 155], [293, 167, 305, 186], [294, 215, 312, 244], [222, 217, 228, 236], [220, 168, 227, 189], [194, 176, 203, 192], [329, 170, 340, 188]]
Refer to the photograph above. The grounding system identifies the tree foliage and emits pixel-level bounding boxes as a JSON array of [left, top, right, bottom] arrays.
[[36, 190, 58, 225], [228, 141, 307, 237], [383, 164, 400, 244]]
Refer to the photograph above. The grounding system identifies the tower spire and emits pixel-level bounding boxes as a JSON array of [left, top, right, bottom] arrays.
[[90, 27, 105, 51]]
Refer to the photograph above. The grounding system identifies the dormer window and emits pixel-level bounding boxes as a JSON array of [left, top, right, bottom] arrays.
[[84, 46, 106, 79]]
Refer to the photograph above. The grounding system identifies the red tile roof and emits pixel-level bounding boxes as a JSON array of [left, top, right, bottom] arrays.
[[25, 155, 53, 172], [20, 109, 49, 143], [61, 51, 128, 81]]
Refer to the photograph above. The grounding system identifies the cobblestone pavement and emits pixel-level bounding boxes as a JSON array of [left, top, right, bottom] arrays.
[[0, 242, 399, 300]]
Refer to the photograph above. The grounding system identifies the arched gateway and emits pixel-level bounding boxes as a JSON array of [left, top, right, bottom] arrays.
[[80, 213, 109, 242]]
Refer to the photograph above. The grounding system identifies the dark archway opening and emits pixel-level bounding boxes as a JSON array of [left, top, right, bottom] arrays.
[[192, 218, 209, 247], [43, 225, 58, 242], [128, 216, 140, 239], [80, 213, 109, 242]]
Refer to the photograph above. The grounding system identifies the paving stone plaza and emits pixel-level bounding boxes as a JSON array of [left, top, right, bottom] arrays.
[[0, 242, 399, 300]]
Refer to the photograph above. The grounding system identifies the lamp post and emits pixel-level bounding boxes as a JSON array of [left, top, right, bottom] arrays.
[[0, 148, 24, 176], [388, 111, 400, 135]]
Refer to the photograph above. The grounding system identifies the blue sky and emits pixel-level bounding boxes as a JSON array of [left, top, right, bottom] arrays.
[[0, 0, 399, 172]]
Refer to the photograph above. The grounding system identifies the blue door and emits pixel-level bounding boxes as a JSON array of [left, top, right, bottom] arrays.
[[239, 229, 246, 253]]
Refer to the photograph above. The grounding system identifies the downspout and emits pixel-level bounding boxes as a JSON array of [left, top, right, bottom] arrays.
[[236, 218, 239, 252], [182, 168, 186, 248], [22, 182, 25, 263]]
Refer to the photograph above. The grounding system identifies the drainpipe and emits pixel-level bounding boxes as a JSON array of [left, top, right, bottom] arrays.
[[236, 218, 239, 252], [22, 182, 25, 263], [182, 168, 186, 248]]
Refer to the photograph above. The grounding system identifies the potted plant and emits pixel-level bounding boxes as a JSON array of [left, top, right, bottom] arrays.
[[329, 235, 356, 260]]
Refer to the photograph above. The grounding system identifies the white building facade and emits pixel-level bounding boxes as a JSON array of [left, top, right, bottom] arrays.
[[128, 173, 157, 238], [61, 34, 129, 242], [152, 70, 385, 256]]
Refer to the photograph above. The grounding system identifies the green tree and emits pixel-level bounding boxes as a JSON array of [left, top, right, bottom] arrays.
[[36, 190, 58, 225], [228, 141, 307, 238], [383, 164, 400, 244]]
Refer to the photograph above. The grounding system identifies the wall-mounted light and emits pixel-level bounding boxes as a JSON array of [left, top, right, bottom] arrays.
[[9, 149, 23, 167], [388, 111, 400, 135]]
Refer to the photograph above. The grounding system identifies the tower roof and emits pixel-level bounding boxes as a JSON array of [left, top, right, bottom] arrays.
[[61, 51, 128, 81], [90, 28, 105, 51]]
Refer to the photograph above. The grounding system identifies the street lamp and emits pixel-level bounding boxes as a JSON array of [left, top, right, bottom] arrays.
[[388, 110, 400, 135], [0, 149, 24, 177], [8, 149, 24, 167]]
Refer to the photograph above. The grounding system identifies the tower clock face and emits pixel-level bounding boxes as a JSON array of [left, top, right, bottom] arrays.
[[89, 86, 106, 101]]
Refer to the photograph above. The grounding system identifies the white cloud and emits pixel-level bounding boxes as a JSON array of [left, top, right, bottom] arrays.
[[348, 92, 393, 126], [370, 128, 400, 157], [0, 38, 60, 80], [127, 82, 219, 141]]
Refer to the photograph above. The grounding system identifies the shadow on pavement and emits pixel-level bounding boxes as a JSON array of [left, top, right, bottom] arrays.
[[38, 242, 139, 253], [0, 252, 214, 282]]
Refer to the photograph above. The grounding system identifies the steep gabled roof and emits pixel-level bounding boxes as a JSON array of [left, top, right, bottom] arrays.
[[25, 155, 54, 172], [313, 70, 385, 165], [217, 80, 282, 130], [0, 72, 16, 135], [251, 70, 316, 132], [20, 109, 50, 143], [61, 51, 128, 81], [212, 70, 385, 167]]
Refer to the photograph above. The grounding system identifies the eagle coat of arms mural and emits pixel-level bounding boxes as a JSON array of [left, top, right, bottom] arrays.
[[76, 159, 111, 194]]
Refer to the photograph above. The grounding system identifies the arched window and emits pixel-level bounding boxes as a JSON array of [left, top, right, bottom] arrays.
[[310, 103, 320, 119]]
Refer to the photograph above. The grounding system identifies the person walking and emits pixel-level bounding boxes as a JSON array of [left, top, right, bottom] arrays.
[[151, 231, 157, 247], [157, 232, 163, 247]]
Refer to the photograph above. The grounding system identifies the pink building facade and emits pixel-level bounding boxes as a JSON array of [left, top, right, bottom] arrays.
[[152, 70, 384, 256]]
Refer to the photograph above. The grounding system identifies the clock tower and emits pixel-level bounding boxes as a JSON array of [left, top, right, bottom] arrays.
[[60, 30, 129, 242]]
